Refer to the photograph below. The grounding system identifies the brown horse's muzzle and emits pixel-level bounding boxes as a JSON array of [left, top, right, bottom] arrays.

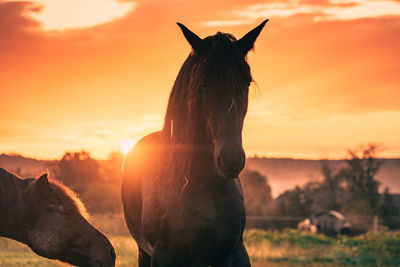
[[215, 144, 245, 178], [86, 232, 116, 267]]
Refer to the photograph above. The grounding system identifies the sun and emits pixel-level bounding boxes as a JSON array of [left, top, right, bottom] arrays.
[[120, 139, 136, 155]]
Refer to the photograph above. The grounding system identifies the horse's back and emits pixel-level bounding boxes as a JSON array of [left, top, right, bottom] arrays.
[[121, 131, 164, 254], [123, 131, 164, 176]]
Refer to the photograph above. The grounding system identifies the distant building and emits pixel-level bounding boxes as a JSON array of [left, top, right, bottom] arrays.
[[311, 210, 348, 235]]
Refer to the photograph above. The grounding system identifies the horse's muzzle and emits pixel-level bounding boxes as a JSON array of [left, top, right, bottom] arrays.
[[216, 152, 245, 179]]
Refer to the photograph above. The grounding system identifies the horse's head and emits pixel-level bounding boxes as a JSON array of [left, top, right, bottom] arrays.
[[25, 174, 115, 267], [177, 20, 268, 179]]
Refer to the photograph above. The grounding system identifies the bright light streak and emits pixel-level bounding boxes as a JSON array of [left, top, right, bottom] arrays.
[[120, 139, 136, 155]]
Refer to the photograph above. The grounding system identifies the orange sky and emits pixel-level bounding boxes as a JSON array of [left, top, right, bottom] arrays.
[[1, 0, 400, 160]]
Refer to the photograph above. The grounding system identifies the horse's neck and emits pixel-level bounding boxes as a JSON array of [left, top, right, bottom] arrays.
[[166, 114, 216, 186], [0, 173, 29, 243]]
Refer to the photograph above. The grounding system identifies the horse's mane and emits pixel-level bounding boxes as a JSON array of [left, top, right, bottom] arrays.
[[0, 168, 25, 225], [160, 32, 252, 182], [162, 32, 252, 143], [49, 179, 89, 220], [0, 168, 88, 221]]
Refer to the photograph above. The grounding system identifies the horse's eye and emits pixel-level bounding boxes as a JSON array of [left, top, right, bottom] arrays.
[[65, 207, 74, 213], [46, 204, 59, 212], [60, 204, 76, 214]]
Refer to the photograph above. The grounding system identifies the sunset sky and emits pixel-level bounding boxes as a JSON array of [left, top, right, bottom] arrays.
[[1, 0, 400, 160]]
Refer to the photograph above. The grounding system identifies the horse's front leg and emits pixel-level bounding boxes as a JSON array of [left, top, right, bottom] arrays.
[[231, 241, 251, 267], [150, 243, 173, 267], [214, 240, 251, 267], [228, 241, 251, 267], [138, 247, 151, 267]]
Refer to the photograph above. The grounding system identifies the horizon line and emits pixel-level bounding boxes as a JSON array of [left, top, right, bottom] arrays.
[[1, 152, 400, 162]]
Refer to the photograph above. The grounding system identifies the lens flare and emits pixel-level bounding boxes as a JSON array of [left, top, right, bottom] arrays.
[[120, 139, 136, 155]]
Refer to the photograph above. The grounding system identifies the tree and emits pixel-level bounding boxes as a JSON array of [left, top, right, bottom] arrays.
[[278, 185, 314, 217], [55, 151, 102, 191], [341, 144, 382, 214], [379, 187, 400, 229], [321, 162, 344, 210], [48, 151, 123, 213], [240, 169, 272, 216]]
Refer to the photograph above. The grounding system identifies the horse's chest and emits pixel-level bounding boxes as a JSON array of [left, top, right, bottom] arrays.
[[168, 182, 245, 249]]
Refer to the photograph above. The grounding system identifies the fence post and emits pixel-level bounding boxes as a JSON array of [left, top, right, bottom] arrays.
[[373, 215, 378, 232]]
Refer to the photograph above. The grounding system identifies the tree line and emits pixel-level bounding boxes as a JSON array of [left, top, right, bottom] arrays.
[[271, 144, 400, 229], [44, 145, 399, 230]]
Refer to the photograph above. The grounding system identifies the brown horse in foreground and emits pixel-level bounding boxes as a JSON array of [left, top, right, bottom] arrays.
[[0, 168, 115, 267], [122, 20, 268, 267]]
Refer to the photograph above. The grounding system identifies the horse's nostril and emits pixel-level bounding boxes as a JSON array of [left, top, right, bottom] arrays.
[[218, 154, 244, 170]]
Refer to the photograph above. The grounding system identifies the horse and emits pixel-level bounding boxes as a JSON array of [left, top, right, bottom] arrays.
[[122, 20, 268, 267], [0, 168, 116, 267]]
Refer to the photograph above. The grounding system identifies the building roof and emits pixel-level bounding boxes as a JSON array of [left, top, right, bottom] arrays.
[[314, 210, 345, 221]]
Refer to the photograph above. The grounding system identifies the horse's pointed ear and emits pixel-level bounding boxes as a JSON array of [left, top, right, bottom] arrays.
[[177, 22, 206, 54], [36, 173, 50, 192], [237, 19, 269, 55]]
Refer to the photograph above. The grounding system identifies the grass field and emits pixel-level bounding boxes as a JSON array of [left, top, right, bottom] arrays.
[[1, 215, 399, 266]]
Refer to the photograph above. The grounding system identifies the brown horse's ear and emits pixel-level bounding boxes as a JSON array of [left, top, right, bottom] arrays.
[[36, 173, 50, 193], [177, 22, 206, 54], [29, 173, 51, 205], [237, 19, 269, 55]]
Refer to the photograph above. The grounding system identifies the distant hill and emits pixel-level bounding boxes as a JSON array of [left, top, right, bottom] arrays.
[[247, 158, 400, 197], [0, 154, 49, 177], [1, 154, 399, 198]]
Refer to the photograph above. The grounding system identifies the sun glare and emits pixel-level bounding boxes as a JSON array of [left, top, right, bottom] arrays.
[[120, 139, 136, 155], [24, 0, 136, 31]]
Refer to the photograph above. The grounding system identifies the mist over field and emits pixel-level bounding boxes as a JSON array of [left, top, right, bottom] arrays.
[[246, 158, 400, 197], [2, 153, 399, 198]]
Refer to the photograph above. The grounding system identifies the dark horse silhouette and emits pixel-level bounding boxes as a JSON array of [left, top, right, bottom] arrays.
[[0, 168, 115, 267], [122, 20, 268, 267]]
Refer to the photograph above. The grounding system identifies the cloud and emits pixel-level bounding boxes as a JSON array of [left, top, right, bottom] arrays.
[[0, 1, 41, 30], [0, 115, 164, 159], [317, 0, 400, 20], [249, 14, 400, 118], [203, 0, 400, 26], [4, 0, 136, 31], [1, 0, 399, 159], [244, 108, 400, 159], [202, 19, 252, 27]]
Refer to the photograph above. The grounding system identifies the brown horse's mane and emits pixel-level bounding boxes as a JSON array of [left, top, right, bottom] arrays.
[[162, 32, 252, 143], [159, 32, 252, 183], [0, 168, 88, 221], [48, 179, 89, 220], [0, 168, 26, 225]]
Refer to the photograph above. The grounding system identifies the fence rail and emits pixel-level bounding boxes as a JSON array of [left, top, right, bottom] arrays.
[[90, 213, 400, 236]]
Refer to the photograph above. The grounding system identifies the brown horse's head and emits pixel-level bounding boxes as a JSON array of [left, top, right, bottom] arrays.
[[171, 20, 268, 179], [25, 174, 115, 267]]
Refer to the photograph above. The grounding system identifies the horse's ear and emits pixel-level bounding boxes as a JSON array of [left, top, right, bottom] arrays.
[[36, 173, 50, 192], [237, 19, 269, 55], [177, 22, 206, 54]]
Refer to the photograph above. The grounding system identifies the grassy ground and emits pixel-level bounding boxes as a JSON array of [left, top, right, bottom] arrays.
[[1, 230, 400, 266], [1, 216, 399, 266], [245, 229, 400, 266]]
